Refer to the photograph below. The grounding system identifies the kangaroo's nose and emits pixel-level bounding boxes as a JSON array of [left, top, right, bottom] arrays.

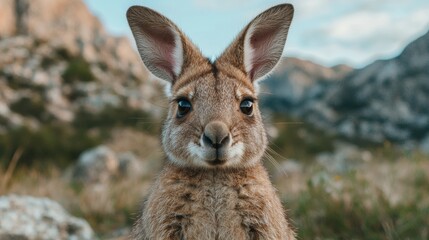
[[202, 121, 230, 149]]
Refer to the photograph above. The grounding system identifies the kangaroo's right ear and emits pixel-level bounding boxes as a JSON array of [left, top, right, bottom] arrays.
[[217, 4, 294, 84], [127, 6, 202, 83]]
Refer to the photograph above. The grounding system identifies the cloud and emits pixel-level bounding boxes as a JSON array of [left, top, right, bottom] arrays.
[[326, 7, 429, 44], [86, 0, 429, 67], [287, 0, 429, 66]]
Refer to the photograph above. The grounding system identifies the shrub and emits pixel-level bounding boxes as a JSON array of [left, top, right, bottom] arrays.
[[73, 107, 160, 135], [270, 115, 335, 161], [0, 115, 8, 126], [56, 48, 72, 60], [62, 57, 95, 84], [0, 125, 102, 168], [9, 97, 47, 120], [0, 106, 159, 168], [41, 56, 56, 69]]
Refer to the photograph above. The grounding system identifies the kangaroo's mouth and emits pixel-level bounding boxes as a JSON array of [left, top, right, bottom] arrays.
[[206, 158, 227, 166]]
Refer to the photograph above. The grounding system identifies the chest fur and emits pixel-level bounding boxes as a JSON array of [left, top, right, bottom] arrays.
[[142, 167, 282, 239]]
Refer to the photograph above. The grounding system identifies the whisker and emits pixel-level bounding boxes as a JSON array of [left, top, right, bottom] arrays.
[[145, 99, 169, 109], [266, 145, 290, 162], [257, 91, 273, 95], [135, 121, 162, 124], [263, 151, 284, 176], [271, 121, 304, 125], [267, 139, 287, 155], [131, 116, 161, 120], [230, 125, 247, 134]]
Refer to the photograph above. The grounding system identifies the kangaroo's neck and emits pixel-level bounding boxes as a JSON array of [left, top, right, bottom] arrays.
[[160, 162, 271, 186]]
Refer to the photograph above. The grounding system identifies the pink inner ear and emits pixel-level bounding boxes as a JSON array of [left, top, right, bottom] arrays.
[[142, 25, 176, 78], [249, 27, 278, 80]]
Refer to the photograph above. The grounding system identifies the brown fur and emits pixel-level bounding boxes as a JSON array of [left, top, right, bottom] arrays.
[[132, 163, 295, 240], [127, 4, 295, 240]]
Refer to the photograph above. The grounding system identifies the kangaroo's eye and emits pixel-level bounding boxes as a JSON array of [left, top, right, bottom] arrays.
[[240, 99, 253, 116], [177, 99, 192, 118]]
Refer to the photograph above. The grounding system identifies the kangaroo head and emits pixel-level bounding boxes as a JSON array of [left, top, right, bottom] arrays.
[[127, 4, 294, 168]]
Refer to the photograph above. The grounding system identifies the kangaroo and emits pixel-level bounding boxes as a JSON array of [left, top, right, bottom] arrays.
[[127, 4, 295, 240]]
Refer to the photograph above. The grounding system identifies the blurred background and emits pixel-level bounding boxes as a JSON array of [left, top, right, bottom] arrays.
[[0, 0, 428, 239]]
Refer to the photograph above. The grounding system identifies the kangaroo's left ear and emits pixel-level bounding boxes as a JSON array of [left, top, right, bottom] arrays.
[[126, 5, 205, 85], [217, 4, 294, 83]]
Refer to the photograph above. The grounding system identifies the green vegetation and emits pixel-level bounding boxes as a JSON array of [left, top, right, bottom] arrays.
[[73, 107, 160, 135], [268, 116, 429, 239], [1, 71, 45, 93], [9, 96, 48, 120], [0, 106, 158, 168], [270, 115, 335, 161], [56, 48, 72, 60], [66, 88, 87, 101], [0, 126, 102, 168], [288, 173, 429, 239], [0, 115, 8, 127], [62, 56, 95, 84], [41, 56, 56, 69], [3, 149, 428, 238], [329, 84, 368, 112]]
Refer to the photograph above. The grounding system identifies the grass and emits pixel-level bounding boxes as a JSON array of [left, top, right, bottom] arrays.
[[1, 143, 428, 239], [276, 150, 429, 240], [287, 174, 429, 239], [1, 107, 427, 238], [0, 154, 155, 238]]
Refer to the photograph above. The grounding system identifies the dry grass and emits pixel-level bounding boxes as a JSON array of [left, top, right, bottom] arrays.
[[1, 141, 428, 239], [0, 165, 154, 238], [275, 150, 429, 239], [0, 127, 164, 238]]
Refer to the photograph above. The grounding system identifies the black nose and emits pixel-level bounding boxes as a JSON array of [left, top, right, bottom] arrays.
[[203, 133, 230, 149], [203, 121, 231, 149]]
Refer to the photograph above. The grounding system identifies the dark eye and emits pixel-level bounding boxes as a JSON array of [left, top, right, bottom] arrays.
[[240, 99, 253, 116], [177, 99, 191, 118]]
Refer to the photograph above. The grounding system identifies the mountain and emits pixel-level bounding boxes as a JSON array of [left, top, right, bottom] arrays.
[[1, 0, 428, 148], [263, 30, 429, 145], [261, 57, 353, 111], [0, 0, 161, 132]]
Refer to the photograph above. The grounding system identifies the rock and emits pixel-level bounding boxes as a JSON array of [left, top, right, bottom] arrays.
[[72, 145, 119, 183], [0, 195, 94, 240], [272, 159, 303, 181], [262, 30, 429, 146], [261, 57, 352, 107], [118, 152, 144, 179], [72, 145, 144, 183], [278, 160, 303, 175], [316, 143, 368, 173], [0, 0, 161, 131], [0, 0, 15, 37]]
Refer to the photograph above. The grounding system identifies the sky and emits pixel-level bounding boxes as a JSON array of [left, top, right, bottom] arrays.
[[84, 0, 429, 68]]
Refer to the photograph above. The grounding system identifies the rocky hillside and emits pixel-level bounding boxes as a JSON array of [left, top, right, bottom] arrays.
[[261, 57, 353, 111], [1, 0, 428, 150], [263, 30, 429, 146], [0, 0, 162, 133]]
